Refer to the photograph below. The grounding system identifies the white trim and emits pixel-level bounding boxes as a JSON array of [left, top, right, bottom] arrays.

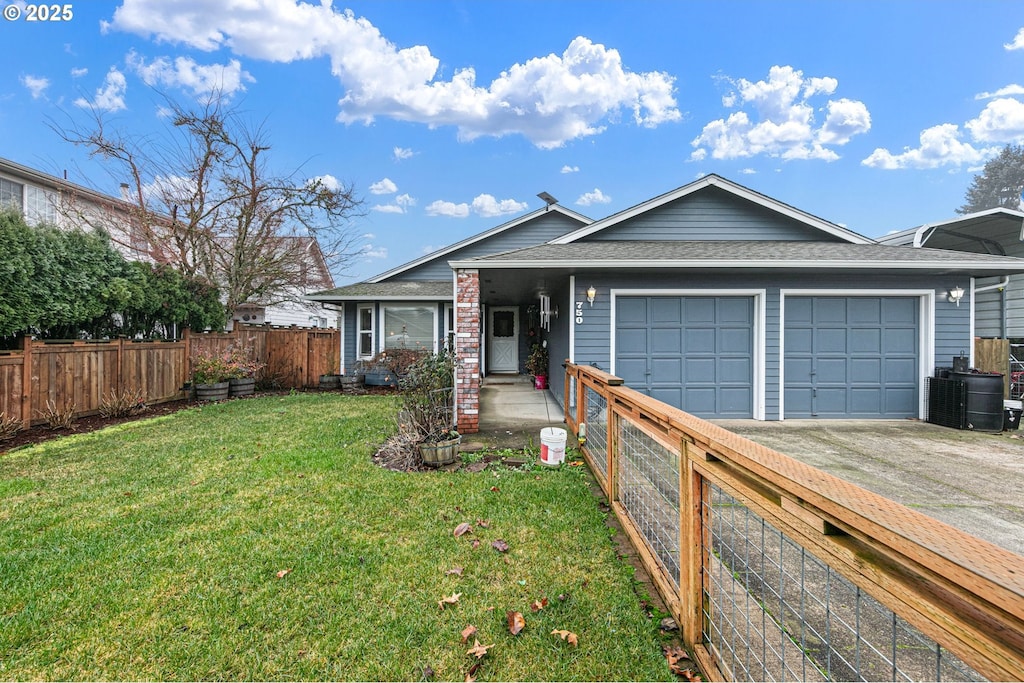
[[778, 289, 935, 421], [487, 306, 519, 373], [444, 302, 455, 351], [550, 175, 872, 245], [447, 257, 1024, 272], [568, 275, 576, 364], [356, 303, 375, 360], [969, 278, 976, 367], [609, 288, 766, 421], [339, 302, 346, 374]]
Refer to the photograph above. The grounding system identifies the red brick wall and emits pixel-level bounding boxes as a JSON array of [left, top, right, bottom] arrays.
[[455, 269, 481, 433]]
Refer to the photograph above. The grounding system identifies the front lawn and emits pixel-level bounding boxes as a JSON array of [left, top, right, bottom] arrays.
[[0, 393, 674, 681]]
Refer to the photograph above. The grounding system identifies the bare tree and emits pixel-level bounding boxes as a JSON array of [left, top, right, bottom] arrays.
[[54, 92, 364, 314]]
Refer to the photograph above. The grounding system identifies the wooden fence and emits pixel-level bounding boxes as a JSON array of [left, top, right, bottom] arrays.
[[1, 326, 340, 429], [564, 362, 1023, 682]]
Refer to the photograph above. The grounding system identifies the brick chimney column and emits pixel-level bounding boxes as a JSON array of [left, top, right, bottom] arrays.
[[455, 269, 481, 434]]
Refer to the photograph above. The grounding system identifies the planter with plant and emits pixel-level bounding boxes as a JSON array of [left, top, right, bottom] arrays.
[[398, 348, 460, 466], [526, 342, 549, 390], [364, 348, 425, 387], [192, 351, 233, 401]]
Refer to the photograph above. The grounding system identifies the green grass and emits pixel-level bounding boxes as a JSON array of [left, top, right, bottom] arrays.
[[0, 394, 674, 681]]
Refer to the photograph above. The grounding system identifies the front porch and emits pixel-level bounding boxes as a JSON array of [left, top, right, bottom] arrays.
[[459, 374, 566, 451]]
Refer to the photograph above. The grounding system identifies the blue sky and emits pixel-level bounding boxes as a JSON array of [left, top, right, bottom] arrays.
[[3, 0, 1024, 283]]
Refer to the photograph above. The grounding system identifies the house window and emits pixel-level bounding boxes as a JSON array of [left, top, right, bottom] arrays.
[[383, 304, 435, 352], [0, 177, 23, 213], [357, 304, 374, 359], [25, 186, 57, 226]]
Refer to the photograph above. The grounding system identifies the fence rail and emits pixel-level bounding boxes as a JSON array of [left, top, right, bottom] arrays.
[[564, 362, 1024, 682], [1, 325, 339, 430]]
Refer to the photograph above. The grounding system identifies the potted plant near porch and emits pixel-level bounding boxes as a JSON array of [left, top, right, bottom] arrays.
[[526, 342, 549, 390], [399, 348, 460, 466], [227, 347, 263, 397]]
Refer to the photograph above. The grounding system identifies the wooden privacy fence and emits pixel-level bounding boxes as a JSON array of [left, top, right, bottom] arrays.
[[564, 362, 1023, 682], [1, 326, 340, 429]]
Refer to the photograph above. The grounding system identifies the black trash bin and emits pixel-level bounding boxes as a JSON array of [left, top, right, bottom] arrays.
[[950, 371, 1004, 432], [1004, 404, 1022, 431]]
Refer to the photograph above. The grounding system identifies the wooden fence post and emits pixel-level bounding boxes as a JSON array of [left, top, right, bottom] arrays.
[[20, 335, 32, 427]]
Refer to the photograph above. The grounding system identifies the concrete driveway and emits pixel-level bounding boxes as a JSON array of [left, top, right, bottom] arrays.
[[713, 419, 1024, 556]]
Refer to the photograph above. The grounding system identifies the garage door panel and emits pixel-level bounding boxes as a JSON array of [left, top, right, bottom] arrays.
[[817, 329, 848, 353], [785, 296, 918, 418], [720, 327, 752, 352], [651, 328, 682, 353], [684, 328, 716, 353], [816, 358, 849, 384], [616, 295, 753, 418]]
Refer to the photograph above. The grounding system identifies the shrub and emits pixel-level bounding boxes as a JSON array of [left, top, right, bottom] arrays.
[[98, 388, 148, 418], [39, 400, 75, 430], [398, 348, 459, 442], [0, 411, 20, 441], [191, 351, 234, 385]]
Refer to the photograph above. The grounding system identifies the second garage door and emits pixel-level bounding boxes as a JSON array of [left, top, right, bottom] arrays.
[[615, 296, 754, 418], [784, 296, 919, 418]]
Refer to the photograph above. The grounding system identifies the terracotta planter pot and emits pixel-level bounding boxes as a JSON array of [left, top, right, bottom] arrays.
[[195, 381, 230, 401]]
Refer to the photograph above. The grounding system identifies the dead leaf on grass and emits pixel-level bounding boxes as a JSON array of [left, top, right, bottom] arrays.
[[438, 592, 462, 610], [530, 597, 549, 612], [465, 662, 481, 682], [665, 645, 698, 677], [491, 539, 509, 553], [507, 610, 526, 635], [471, 539, 481, 549], [476, 518, 490, 528], [453, 522, 473, 537], [460, 624, 477, 643], [466, 638, 493, 659], [551, 629, 579, 646], [489, 486, 500, 492], [569, 460, 585, 466], [276, 568, 292, 579], [446, 566, 464, 577]]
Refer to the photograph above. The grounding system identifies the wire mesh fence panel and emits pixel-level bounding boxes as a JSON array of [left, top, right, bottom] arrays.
[[568, 373, 577, 421], [617, 420, 680, 588], [584, 385, 608, 481], [702, 483, 985, 682]]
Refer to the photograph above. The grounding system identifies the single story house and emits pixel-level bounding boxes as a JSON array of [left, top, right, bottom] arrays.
[[309, 175, 1024, 432]]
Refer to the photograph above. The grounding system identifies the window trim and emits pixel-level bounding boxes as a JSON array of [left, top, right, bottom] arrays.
[[357, 303, 375, 360]]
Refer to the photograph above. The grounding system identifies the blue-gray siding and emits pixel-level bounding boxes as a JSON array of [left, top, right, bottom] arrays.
[[581, 187, 846, 243], [392, 212, 585, 281]]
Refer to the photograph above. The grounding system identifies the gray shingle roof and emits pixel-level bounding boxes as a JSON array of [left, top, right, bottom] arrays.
[[449, 241, 1024, 272], [309, 280, 453, 300]]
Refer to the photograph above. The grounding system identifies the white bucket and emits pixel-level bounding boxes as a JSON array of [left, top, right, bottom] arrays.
[[539, 427, 567, 466]]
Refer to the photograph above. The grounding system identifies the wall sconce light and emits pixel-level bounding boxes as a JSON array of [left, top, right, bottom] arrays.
[[947, 285, 965, 307], [586, 286, 597, 306]]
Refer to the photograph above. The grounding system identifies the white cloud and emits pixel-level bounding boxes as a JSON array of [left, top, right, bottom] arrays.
[[70, 67, 89, 78], [372, 204, 405, 214], [965, 97, 1024, 142], [308, 174, 341, 191], [1005, 28, 1024, 50], [471, 194, 528, 217], [126, 50, 254, 97], [576, 188, 612, 206], [861, 124, 997, 170], [372, 193, 415, 214], [976, 84, 1024, 100], [369, 177, 398, 195], [425, 200, 470, 218], [739, 168, 756, 175], [561, 165, 579, 174], [363, 244, 388, 259], [690, 65, 870, 162], [396, 193, 415, 208], [74, 67, 128, 112], [362, 232, 376, 239], [20, 75, 50, 99], [104, 2, 680, 148], [393, 146, 414, 161]]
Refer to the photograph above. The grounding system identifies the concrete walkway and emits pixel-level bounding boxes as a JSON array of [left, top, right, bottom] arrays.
[[461, 374, 566, 451]]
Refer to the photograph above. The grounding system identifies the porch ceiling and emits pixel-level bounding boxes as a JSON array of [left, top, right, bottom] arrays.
[[477, 268, 570, 306]]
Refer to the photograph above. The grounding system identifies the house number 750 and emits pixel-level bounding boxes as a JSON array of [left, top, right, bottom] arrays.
[[575, 301, 584, 324]]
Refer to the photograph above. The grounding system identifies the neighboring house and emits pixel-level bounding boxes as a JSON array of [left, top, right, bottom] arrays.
[[878, 208, 1024, 339], [309, 175, 1024, 433], [1, 156, 335, 330]]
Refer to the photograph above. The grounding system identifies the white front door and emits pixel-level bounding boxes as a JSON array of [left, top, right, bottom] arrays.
[[488, 307, 519, 373]]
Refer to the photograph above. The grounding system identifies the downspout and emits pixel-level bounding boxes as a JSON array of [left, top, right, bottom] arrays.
[[975, 276, 1011, 338]]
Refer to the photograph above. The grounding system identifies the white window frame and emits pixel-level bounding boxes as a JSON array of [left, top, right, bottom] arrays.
[[444, 303, 455, 351], [357, 303, 375, 360]]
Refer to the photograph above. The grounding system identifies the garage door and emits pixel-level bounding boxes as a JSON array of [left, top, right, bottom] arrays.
[[615, 296, 754, 418], [784, 296, 918, 418]]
